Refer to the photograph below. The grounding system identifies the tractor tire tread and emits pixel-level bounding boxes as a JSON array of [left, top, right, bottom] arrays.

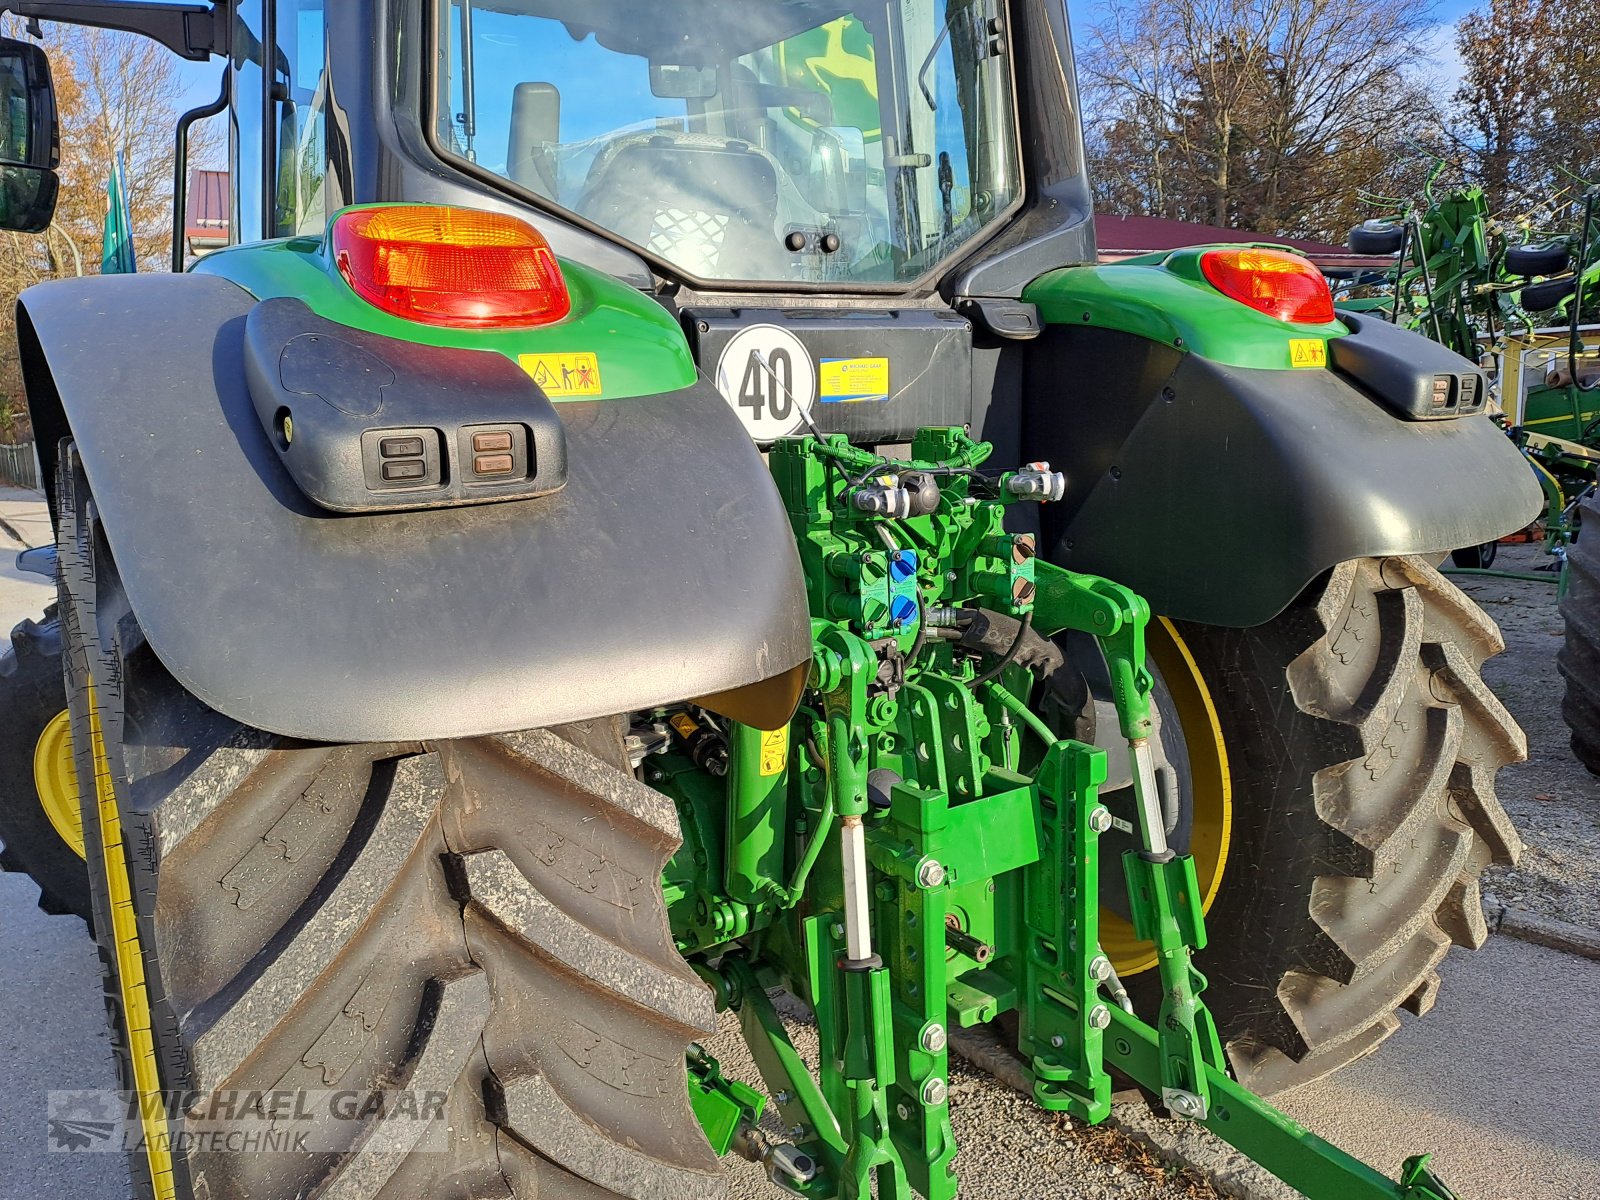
[[0, 605, 88, 923], [1179, 555, 1522, 1094], [1560, 494, 1600, 775], [57, 447, 722, 1200]]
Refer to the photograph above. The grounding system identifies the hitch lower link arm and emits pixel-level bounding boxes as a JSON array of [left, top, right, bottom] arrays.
[[1030, 564, 1463, 1200], [1031, 562, 1224, 1118], [810, 623, 913, 1200]]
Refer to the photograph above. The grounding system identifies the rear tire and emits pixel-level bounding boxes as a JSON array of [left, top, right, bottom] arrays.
[[1560, 495, 1600, 775], [58, 447, 723, 1200], [1175, 556, 1524, 1093], [0, 607, 90, 923]]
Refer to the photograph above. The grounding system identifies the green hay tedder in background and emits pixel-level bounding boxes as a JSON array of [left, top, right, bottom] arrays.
[[1340, 165, 1600, 774]]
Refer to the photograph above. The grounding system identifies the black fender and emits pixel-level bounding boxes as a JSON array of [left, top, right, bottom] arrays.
[[17, 273, 811, 741], [1024, 326, 1543, 627]]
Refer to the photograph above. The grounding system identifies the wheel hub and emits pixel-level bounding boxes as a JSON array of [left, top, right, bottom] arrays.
[[32, 708, 84, 859]]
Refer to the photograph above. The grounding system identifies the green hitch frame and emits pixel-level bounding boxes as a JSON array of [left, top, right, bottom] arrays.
[[665, 429, 1464, 1200], [727, 721, 789, 906]]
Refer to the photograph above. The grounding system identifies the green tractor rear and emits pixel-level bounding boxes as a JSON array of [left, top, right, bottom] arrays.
[[0, 1, 1542, 1197]]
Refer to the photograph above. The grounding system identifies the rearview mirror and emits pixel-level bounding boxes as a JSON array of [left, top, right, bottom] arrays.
[[0, 37, 59, 233], [0, 163, 58, 233], [649, 62, 718, 100]]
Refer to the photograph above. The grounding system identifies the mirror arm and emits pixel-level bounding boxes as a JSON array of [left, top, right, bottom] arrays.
[[172, 63, 230, 273], [0, 0, 225, 61]]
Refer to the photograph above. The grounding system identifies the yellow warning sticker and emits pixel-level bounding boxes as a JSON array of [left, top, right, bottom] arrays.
[[759, 727, 789, 776], [519, 351, 603, 396], [819, 356, 890, 403], [1288, 339, 1327, 369]]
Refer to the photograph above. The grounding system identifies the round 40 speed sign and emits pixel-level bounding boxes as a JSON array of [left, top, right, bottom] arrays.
[[713, 324, 816, 440]]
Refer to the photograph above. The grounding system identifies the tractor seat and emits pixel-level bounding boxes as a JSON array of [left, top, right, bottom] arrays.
[[575, 133, 785, 279]]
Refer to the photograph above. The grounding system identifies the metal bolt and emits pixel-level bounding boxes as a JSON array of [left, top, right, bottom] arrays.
[[896, 1102, 912, 1121], [922, 1077, 948, 1106], [920, 1022, 948, 1053], [1088, 806, 1113, 834], [1165, 1090, 1204, 1119], [917, 857, 946, 888], [1088, 1004, 1111, 1030], [774, 1091, 790, 1105], [789, 1124, 806, 1140], [768, 1144, 819, 1185], [1049, 1034, 1064, 1048], [1089, 954, 1113, 982], [830, 923, 845, 940]]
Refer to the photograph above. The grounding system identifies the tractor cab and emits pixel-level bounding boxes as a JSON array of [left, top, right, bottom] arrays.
[[430, 0, 1020, 289], [228, 0, 1092, 450]]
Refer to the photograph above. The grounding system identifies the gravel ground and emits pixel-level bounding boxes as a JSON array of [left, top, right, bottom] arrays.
[[1453, 542, 1600, 932], [700, 999, 1219, 1200]]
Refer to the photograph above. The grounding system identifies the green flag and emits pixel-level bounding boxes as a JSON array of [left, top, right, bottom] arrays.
[[100, 153, 136, 274]]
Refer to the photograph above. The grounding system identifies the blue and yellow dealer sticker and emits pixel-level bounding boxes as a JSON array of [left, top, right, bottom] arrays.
[[1288, 339, 1327, 369], [819, 356, 890, 403], [519, 351, 602, 396]]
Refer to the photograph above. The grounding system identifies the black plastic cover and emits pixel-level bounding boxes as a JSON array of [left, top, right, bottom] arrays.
[[244, 297, 568, 511], [686, 306, 973, 444], [1027, 326, 1543, 627], [1329, 312, 1488, 420], [17, 273, 812, 742]]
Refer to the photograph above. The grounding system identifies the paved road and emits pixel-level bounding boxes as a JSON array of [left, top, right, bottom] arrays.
[[1, 482, 1597, 1200], [0, 873, 130, 1199], [1277, 935, 1600, 1200], [0, 487, 116, 1200], [0, 485, 53, 617]]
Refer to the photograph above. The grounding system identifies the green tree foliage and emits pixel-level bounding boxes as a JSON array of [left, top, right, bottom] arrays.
[[1080, 0, 1444, 242]]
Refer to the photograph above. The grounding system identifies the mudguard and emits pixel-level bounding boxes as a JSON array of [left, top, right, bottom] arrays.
[[17, 273, 811, 741], [1024, 325, 1543, 627]]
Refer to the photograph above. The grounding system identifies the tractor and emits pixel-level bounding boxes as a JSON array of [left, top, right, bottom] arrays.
[[0, 1, 1542, 1198]]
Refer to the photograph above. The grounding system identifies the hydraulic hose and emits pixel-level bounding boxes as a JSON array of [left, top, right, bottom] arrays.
[[966, 610, 1033, 689], [771, 731, 837, 907], [982, 680, 1057, 748]]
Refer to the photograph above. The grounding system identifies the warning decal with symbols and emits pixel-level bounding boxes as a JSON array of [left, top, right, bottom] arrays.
[[519, 351, 603, 397], [1288, 339, 1327, 369], [759, 727, 789, 776]]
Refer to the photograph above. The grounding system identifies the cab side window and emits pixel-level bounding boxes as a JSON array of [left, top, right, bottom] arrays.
[[230, 0, 266, 243], [273, 0, 329, 236]]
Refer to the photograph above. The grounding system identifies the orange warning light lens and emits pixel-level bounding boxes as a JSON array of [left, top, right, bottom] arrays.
[[331, 205, 572, 329]]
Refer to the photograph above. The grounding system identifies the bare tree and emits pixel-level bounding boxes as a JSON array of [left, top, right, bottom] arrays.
[[0, 26, 222, 438], [1081, 0, 1441, 241], [1452, 0, 1600, 211]]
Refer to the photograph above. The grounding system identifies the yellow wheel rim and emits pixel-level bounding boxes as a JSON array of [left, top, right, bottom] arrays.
[[33, 709, 85, 859], [1099, 617, 1233, 976], [84, 689, 177, 1200]]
